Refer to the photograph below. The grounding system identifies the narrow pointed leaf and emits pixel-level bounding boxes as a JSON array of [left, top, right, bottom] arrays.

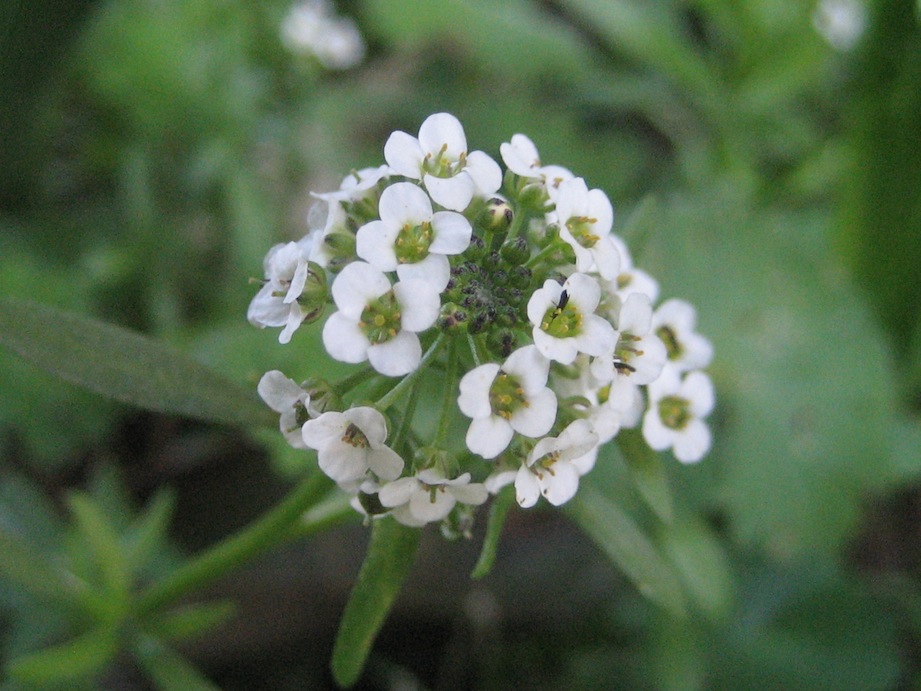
[[145, 601, 237, 642], [7, 628, 117, 684], [134, 635, 221, 691], [568, 485, 686, 617], [331, 518, 420, 687], [617, 428, 674, 524], [0, 296, 268, 427], [124, 489, 176, 572], [68, 493, 130, 604]]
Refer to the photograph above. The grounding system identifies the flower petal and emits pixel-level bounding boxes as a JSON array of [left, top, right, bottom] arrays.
[[257, 371, 304, 413], [368, 330, 422, 376], [430, 211, 472, 255], [322, 312, 369, 364], [418, 112, 467, 158], [378, 181, 433, 226], [356, 220, 400, 271], [384, 130, 424, 178], [458, 364, 500, 418], [423, 172, 475, 212], [466, 415, 513, 459]]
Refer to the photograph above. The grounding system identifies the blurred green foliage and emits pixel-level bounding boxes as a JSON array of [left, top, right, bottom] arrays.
[[2, 0, 920, 688]]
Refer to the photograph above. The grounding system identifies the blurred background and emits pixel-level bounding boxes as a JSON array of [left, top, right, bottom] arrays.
[[2, 0, 921, 688]]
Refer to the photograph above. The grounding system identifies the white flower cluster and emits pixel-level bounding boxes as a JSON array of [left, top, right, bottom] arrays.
[[280, 0, 365, 70], [249, 113, 715, 531]]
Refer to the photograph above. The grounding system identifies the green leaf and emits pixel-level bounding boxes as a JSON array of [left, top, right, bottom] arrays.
[[659, 518, 734, 620], [134, 634, 221, 691], [568, 485, 686, 617], [145, 601, 236, 642], [0, 530, 77, 602], [0, 296, 269, 428], [331, 518, 421, 688], [7, 628, 118, 685], [471, 487, 514, 579], [616, 429, 674, 524], [124, 489, 177, 573], [67, 493, 130, 608]]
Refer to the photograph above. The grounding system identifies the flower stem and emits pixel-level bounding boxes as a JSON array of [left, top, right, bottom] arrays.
[[376, 333, 446, 411], [433, 338, 459, 450], [135, 472, 332, 616]]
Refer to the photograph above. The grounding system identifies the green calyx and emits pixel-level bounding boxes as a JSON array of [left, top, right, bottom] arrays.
[[657, 325, 684, 361], [395, 221, 434, 264], [359, 291, 402, 344], [488, 371, 527, 420], [423, 143, 466, 179], [657, 395, 691, 430], [566, 215, 600, 249]]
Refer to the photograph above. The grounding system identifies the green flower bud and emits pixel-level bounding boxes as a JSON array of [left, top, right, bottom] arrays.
[[479, 197, 514, 232], [500, 236, 530, 265]]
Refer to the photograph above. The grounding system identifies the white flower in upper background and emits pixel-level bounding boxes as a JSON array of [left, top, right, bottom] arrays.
[[356, 182, 472, 290], [302, 406, 403, 490], [592, 292, 667, 386], [322, 261, 440, 376], [257, 370, 316, 448], [605, 233, 660, 302], [812, 0, 866, 52], [313, 165, 390, 205], [384, 113, 502, 212], [515, 419, 600, 507], [379, 469, 488, 527], [281, 0, 365, 70], [248, 237, 317, 344], [642, 367, 715, 463], [458, 345, 557, 459], [553, 177, 620, 280], [651, 299, 714, 373], [528, 273, 617, 365], [499, 133, 574, 202]]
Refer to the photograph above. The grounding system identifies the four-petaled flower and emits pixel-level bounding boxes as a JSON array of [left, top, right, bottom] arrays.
[[516, 419, 600, 507], [499, 133, 574, 203], [528, 272, 617, 365], [651, 299, 714, 372], [257, 370, 315, 449], [248, 238, 316, 344], [592, 292, 667, 386], [302, 406, 404, 490], [356, 181, 471, 290], [642, 367, 715, 463], [553, 177, 621, 280], [379, 469, 488, 527], [458, 345, 558, 459], [384, 112, 502, 212], [322, 261, 440, 376]]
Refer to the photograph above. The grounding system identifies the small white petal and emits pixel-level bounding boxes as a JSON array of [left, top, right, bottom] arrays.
[[332, 262, 390, 317], [379, 477, 416, 507], [578, 315, 618, 357], [368, 446, 404, 480], [378, 182, 433, 226], [466, 415, 514, 459], [543, 464, 581, 506], [356, 220, 400, 271], [302, 411, 347, 450], [257, 371, 304, 413], [322, 312, 369, 363], [410, 488, 455, 522], [393, 280, 440, 332], [673, 420, 711, 463], [418, 112, 467, 158], [510, 387, 557, 438], [396, 255, 450, 294], [464, 150, 502, 195], [515, 466, 542, 508], [458, 364, 500, 418], [344, 407, 389, 446], [424, 172, 475, 212], [384, 130, 424, 178], [368, 330, 422, 376], [429, 211, 472, 255]]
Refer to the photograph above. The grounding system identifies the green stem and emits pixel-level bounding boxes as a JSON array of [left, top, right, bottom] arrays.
[[376, 333, 446, 411], [135, 472, 332, 616], [433, 338, 459, 450], [335, 365, 376, 393], [525, 239, 563, 270]]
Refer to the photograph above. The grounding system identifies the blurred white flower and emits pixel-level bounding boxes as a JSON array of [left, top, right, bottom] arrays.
[[281, 0, 365, 70], [812, 0, 866, 52]]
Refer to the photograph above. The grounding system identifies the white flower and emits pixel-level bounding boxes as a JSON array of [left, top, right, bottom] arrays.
[[604, 233, 660, 302], [550, 355, 625, 444], [312, 165, 390, 204], [257, 370, 315, 448], [457, 345, 557, 459], [812, 0, 865, 52], [527, 273, 617, 365], [379, 469, 488, 527], [302, 407, 404, 490], [322, 261, 440, 376], [591, 292, 667, 386], [553, 177, 620, 280], [642, 368, 715, 463], [499, 133, 574, 202], [247, 237, 316, 344], [281, 0, 365, 70], [384, 113, 502, 212], [515, 419, 600, 507], [356, 182, 471, 290], [651, 299, 714, 372]]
